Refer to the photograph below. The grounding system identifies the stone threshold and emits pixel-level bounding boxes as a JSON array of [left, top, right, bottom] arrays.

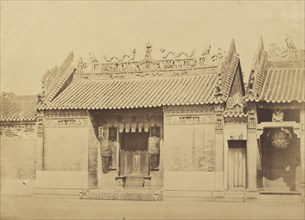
[[80, 188, 163, 201]]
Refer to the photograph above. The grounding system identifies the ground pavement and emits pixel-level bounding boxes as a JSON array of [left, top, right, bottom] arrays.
[[1, 195, 304, 220]]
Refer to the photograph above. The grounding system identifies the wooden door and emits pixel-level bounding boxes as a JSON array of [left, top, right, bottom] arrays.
[[119, 132, 149, 176], [120, 150, 148, 176], [228, 146, 246, 189]]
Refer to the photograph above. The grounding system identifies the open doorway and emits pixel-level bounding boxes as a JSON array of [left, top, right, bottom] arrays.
[[261, 128, 300, 191]]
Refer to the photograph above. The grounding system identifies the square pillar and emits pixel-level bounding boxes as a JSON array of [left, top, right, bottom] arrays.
[[36, 112, 44, 171], [247, 130, 258, 191], [214, 106, 224, 197], [35, 136, 44, 171], [88, 121, 98, 188], [214, 131, 224, 189], [300, 110, 305, 201], [247, 105, 258, 198]]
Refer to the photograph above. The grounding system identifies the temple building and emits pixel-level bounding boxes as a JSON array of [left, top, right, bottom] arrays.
[[35, 40, 246, 199], [0, 38, 304, 201]]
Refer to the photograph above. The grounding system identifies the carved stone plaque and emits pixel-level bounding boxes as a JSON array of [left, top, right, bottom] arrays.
[[45, 118, 87, 127]]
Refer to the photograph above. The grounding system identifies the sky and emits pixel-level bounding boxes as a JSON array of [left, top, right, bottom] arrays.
[[1, 1, 304, 95]]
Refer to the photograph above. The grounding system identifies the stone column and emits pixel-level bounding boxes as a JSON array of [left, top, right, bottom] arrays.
[[35, 112, 44, 195], [214, 105, 225, 197], [36, 113, 44, 171], [35, 136, 44, 171], [300, 110, 305, 201], [88, 119, 98, 189], [247, 105, 258, 197]]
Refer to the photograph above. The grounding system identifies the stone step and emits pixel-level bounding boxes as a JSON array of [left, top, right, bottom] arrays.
[[80, 188, 163, 201], [163, 190, 246, 202], [33, 187, 83, 197], [163, 190, 212, 198], [164, 196, 245, 203], [258, 191, 302, 202], [225, 191, 247, 198]]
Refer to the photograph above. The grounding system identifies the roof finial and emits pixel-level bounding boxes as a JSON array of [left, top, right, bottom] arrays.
[[144, 40, 153, 62], [285, 37, 296, 49]]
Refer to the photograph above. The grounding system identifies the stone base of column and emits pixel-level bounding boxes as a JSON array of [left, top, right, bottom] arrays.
[[301, 181, 305, 203], [213, 190, 225, 198], [246, 189, 258, 199]]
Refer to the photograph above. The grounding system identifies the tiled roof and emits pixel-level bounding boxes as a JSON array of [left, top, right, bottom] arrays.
[[39, 74, 219, 110], [222, 54, 240, 100], [44, 67, 76, 103], [248, 68, 305, 103], [0, 94, 37, 122], [247, 37, 305, 104]]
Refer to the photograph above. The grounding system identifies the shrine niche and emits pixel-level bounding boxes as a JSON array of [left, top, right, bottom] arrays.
[[93, 110, 163, 183]]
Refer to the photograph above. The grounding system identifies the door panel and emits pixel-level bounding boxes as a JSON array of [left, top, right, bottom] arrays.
[[121, 150, 148, 176], [228, 147, 246, 189]]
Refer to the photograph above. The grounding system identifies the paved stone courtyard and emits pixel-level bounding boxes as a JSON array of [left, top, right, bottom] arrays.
[[1, 195, 304, 220]]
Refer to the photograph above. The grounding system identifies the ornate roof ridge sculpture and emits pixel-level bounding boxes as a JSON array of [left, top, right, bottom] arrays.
[[267, 37, 305, 62], [103, 49, 136, 63], [246, 37, 305, 103], [75, 41, 228, 79]]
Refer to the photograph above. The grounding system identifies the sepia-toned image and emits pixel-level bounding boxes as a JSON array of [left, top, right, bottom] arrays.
[[0, 1, 304, 219]]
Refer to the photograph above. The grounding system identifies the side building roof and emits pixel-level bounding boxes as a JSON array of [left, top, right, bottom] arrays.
[[0, 92, 37, 122]]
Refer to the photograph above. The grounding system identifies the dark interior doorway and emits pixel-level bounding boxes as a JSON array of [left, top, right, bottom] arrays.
[[261, 128, 300, 191], [119, 132, 149, 177]]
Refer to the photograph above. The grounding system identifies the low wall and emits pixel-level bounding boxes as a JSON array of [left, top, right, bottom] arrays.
[[1, 139, 36, 180], [34, 171, 88, 189], [164, 171, 214, 190]]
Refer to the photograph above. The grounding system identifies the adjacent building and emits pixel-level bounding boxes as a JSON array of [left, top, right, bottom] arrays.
[[0, 92, 37, 194], [246, 37, 304, 198]]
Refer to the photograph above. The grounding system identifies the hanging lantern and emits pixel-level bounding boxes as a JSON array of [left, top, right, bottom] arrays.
[[148, 137, 160, 155], [267, 128, 292, 149], [100, 140, 112, 157], [102, 156, 111, 173]]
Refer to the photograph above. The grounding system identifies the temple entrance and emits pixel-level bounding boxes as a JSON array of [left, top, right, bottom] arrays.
[[261, 128, 300, 191], [228, 140, 247, 189], [119, 132, 149, 177]]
